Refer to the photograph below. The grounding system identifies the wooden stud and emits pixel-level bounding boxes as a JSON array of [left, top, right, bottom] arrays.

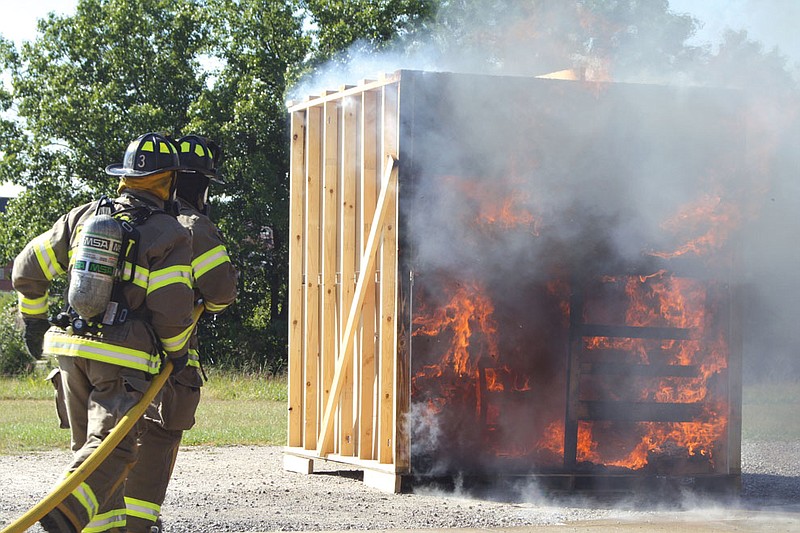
[[379, 83, 399, 465], [359, 89, 379, 460], [339, 95, 359, 457], [321, 99, 340, 453], [304, 105, 322, 450], [288, 111, 306, 447]]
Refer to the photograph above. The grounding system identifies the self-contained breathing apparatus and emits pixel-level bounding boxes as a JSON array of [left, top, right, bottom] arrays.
[[51, 196, 163, 335]]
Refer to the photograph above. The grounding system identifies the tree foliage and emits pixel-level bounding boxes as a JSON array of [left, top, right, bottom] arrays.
[[0, 0, 211, 246], [0, 0, 434, 372], [301, 0, 438, 66], [189, 0, 310, 371]]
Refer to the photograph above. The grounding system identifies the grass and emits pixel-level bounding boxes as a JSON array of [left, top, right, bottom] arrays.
[[0, 369, 288, 454], [184, 370, 287, 445], [0, 399, 68, 453], [1, 371, 799, 454]]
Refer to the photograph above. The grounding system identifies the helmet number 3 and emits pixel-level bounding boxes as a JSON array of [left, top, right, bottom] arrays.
[[137, 154, 146, 168]]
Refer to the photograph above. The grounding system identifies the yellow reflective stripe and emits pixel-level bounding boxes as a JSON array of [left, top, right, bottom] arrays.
[[18, 293, 48, 315], [83, 508, 126, 533], [124, 496, 160, 522], [147, 264, 192, 294], [160, 322, 194, 354], [188, 348, 200, 367], [72, 481, 99, 522], [67, 226, 80, 264], [45, 331, 161, 374], [204, 300, 228, 313], [32, 235, 65, 280], [192, 245, 230, 280], [121, 261, 149, 290]]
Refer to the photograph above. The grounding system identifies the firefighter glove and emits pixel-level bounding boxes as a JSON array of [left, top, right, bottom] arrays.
[[169, 353, 189, 376], [23, 316, 50, 360]]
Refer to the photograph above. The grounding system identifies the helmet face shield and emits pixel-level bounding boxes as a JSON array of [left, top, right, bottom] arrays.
[[106, 133, 181, 177]]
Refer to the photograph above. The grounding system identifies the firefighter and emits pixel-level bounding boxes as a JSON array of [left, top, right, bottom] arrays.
[[122, 135, 238, 533], [12, 132, 196, 533]]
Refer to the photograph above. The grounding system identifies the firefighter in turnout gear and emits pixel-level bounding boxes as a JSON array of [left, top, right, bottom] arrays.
[[12, 132, 196, 533], [123, 135, 238, 533]]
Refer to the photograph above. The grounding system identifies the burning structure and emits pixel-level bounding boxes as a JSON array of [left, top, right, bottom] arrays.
[[285, 70, 744, 493]]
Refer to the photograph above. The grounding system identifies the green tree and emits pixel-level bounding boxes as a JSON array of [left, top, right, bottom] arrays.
[[0, 0, 213, 355], [187, 0, 311, 371], [0, 0, 437, 372], [0, 0, 211, 250], [301, 0, 439, 67]]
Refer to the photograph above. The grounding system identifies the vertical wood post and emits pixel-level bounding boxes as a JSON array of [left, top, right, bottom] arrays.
[[379, 83, 399, 464], [339, 96, 359, 456], [288, 111, 306, 447], [304, 106, 322, 449]]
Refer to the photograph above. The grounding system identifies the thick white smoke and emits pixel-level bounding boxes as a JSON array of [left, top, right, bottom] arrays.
[[292, 0, 799, 384], [293, 1, 800, 492]]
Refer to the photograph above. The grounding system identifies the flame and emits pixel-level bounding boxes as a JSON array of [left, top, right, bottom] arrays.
[[412, 280, 499, 376], [650, 192, 740, 259], [478, 196, 539, 231], [538, 420, 565, 456], [412, 279, 545, 460], [442, 176, 541, 234], [580, 271, 728, 469], [484, 365, 532, 393], [413, 267, 729, 470]]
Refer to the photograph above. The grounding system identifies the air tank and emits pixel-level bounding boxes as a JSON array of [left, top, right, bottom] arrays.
[[68, 214, 123, 320]]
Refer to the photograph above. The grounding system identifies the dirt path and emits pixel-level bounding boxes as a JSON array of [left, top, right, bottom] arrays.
[[1, 441, 799, 532]]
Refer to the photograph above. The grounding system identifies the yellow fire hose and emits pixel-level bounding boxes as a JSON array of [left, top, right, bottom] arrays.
[[1, 304, 204, 533]]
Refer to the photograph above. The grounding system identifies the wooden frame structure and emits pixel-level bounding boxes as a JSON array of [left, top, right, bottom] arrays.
[[284, 70, 745, 493], [285, 73, 407, 492]]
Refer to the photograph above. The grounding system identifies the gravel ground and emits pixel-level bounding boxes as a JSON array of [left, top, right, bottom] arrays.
[[1, 440, 800, 532]]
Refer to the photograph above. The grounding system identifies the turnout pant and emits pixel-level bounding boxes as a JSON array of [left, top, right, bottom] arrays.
[[55, 356, 148, 531], [123, 366, 202, 533]]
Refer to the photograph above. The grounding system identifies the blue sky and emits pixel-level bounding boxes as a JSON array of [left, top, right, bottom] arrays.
[[669, 0, 800, 61]]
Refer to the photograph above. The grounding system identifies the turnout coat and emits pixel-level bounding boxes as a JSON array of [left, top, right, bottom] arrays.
[[12, 189, 196, 372]]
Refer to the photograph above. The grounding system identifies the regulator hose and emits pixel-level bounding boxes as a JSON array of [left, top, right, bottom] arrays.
[[1, 304, 204, 533]]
